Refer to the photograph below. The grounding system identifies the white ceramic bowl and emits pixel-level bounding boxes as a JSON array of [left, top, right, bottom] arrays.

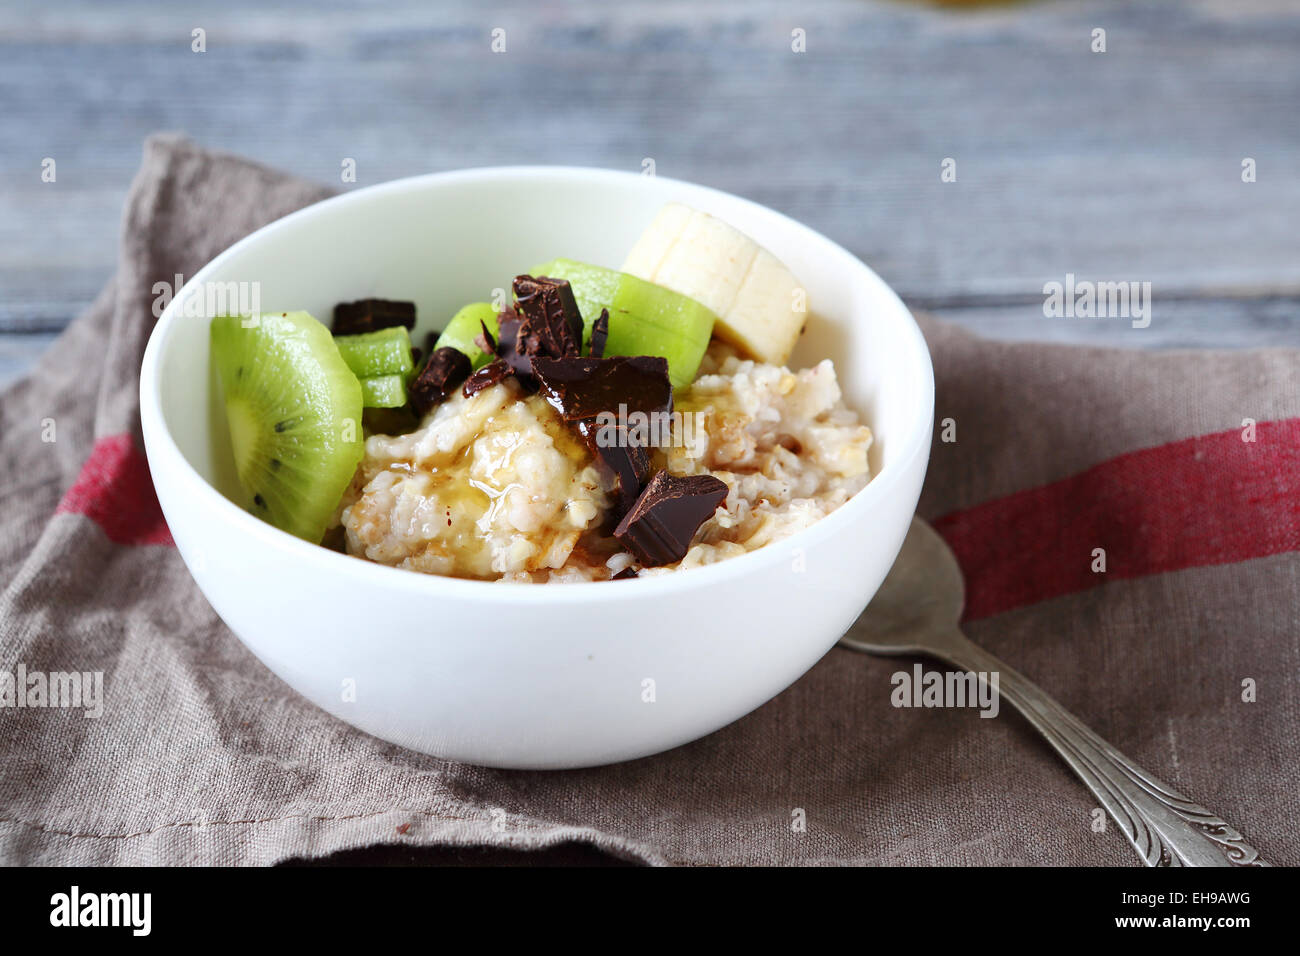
[[140, 167, 934, 769]]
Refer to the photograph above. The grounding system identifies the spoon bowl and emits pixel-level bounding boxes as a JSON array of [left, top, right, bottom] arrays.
[[839, 517, 964, 655]]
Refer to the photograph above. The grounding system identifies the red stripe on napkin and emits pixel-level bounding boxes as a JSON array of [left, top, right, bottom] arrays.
[[55, 434, 174, 546], [933, 418, 1300, 620]]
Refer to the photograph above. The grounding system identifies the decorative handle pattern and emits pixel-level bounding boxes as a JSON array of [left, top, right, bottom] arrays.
[[934, 630, 1269, 867]]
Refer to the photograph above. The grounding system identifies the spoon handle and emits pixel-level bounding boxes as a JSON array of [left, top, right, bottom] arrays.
[[932, 628, 1269, 867]]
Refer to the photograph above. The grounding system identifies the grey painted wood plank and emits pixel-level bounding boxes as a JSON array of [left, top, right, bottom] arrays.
[[1, 0, 1299, 332], [923, 295, 1300, 350]]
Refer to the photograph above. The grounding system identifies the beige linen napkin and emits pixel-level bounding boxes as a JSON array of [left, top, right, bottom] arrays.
[[0, 134, 1295, 865]]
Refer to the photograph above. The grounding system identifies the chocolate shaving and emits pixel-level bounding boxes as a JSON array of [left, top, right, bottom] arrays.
[[332, 298, 416, 335], [474, 319, 497, 356], [513, 275, 584, 360], [409, 346, 471, 416], [614, 471, 729, 567], [611, 567, 638, 580], [589, 309, 610, 359], [462, 359, 511, 398]]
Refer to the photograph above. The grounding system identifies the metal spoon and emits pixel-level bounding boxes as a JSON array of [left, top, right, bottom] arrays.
[[839, 517, 1268, 867]]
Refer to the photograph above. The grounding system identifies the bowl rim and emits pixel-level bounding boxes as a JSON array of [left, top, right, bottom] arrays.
[[140, 164, 934, 606]]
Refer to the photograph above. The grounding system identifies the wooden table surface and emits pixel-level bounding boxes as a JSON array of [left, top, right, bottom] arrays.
[[2, 0, 1298, 389]]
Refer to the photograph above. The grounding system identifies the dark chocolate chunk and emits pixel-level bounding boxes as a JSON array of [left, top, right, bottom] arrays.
[[576, 418, 652, 514], [462, 359, 511, 398], [409, 346, 472, 416], [513, 275, 584, 359], [529, 355, 671, 422], [611, 567, 638, 580], [494, 310, 535, 383], [332, 298, 416, 335], [589, 308, 610, 359], [530, 354, 673, 513], [614, 471, 729, 567]]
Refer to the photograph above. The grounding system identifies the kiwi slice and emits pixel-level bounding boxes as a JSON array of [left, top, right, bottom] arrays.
[[333, 326, 414, 378], [432, 302, 499, 369], [358, 373, 407, 409], [531, 259, 715, 387], [211, 311, 364, 543]]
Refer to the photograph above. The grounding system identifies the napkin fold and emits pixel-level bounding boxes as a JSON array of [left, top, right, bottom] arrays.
[[1, 135, 1295, 866]]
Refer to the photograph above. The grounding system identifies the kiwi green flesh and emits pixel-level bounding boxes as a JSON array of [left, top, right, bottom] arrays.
[[333, 326, 414, 378], [359, 373, 407, 408], [211, 312, 364, 544], [530, 258, 715, 388]]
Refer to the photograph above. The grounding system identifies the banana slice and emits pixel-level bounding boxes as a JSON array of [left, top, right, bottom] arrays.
[[723, 248, 805, 366], [620, 203, 692, 278], [649, 209, 757, 321], [621, 203, 806, 366]]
